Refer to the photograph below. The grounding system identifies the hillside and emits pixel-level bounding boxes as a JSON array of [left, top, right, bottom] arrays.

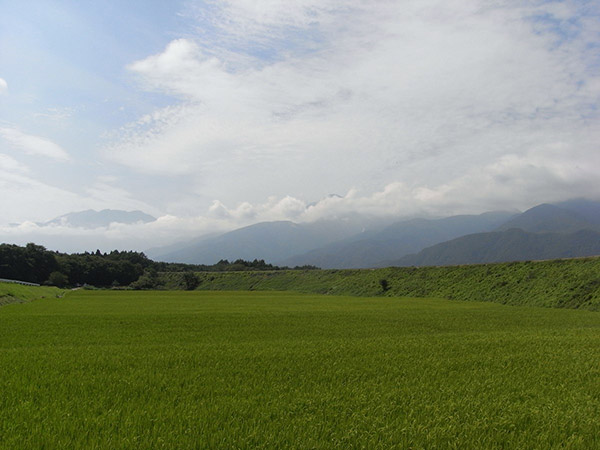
[[379, 200, 600, 268], [0, 282, 64, 307], [159, 256, 600, 310], [392, 228, 600, 267], [152, 217, 385, 264], [550, 198, 600, 224], [282, 211, 515, 268], [497, 203, 600, 233]]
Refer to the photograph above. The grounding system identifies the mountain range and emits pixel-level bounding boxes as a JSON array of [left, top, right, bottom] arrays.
[[280, 211, 515, 268], [393, 228, 600, 266], [149, 198, 600, 267], [147, 215, 388, 264], [391, 201, 600, 266]]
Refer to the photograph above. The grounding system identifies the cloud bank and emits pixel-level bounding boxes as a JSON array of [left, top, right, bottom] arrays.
[[104, 0, 599, 214]]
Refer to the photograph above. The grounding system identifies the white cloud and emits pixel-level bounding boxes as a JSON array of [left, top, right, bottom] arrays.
[[33, 107, 76, 121], [0, 127, 70, 161], [0, 209, 239, 254], [6, 0, 598, 253], [102, 0, 599, 214], [0, 166, 157, 227], [0, 78, 7, 94], [207, 195, 307, 222], [0, 153, 29, 174], [84, 180, 156, 214], [0, 170, 84, 225], [5, 137, 600, 253]]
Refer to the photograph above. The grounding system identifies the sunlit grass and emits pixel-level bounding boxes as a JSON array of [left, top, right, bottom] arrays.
[[0, 281, 64, 306], [162, 256, 600, 310], [1, 290, 600, 448]]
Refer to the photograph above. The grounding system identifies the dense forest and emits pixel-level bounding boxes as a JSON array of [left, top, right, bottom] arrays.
[[0, 243, 317, 288]]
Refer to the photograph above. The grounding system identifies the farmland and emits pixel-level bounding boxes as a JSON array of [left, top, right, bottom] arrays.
[[162, 256, 600, 310], [2, 289, 600, 448]]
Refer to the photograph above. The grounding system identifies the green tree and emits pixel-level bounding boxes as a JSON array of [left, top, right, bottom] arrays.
[[131, 268, 159, 290], [182, 272, 200, 290], [379, 279, 389, 292], [47, 271, 68, 288]]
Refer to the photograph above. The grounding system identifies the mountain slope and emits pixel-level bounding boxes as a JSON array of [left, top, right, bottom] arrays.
[[393, 228, 600, 267], [553, 199, 600, 225], [153, 218, 380, 264], [281, 211, 516, 268], [497, 203, 599, 233]]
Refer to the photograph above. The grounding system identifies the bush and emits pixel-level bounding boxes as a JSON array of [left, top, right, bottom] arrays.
[[182, 272, 200, 290], [46, 271, 68, 288], [130, 268, 160, 290], [379, 278, 389, 292]]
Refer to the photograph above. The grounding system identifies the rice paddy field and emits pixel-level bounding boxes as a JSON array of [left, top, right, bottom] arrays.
[[2, 289, 600, 448]]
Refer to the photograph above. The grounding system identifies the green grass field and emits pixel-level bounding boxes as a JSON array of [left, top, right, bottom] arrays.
[[0, 281, 64, 307], [2, 290, 600, 448], [161, 256, 600, 310]]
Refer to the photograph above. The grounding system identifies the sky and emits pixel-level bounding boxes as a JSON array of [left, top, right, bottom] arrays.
[[1, 0, 599, 252]]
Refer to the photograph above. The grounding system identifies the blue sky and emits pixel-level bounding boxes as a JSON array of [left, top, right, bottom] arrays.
[[1, 0, 599, 251], [1, 1, 181, 122]]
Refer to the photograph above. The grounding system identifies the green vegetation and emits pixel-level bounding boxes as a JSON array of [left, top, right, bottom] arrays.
[[5, 243, 598, 313], [0, 242, 316, 288], [1, 290, 600, 448], [160, 257, 600, 310], [0, 243, 153, 287], [0, 282, 64, 307]]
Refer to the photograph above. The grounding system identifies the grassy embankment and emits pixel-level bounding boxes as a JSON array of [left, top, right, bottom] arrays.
[[2, 290, 600, 448], [0, 282, 64, 307], [160, 256, 600, 310]]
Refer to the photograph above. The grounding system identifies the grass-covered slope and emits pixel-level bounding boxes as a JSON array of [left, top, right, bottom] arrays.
[[2, 290, 600, 448], [0, 282, 64, 306], [161, 257, 600, 310]]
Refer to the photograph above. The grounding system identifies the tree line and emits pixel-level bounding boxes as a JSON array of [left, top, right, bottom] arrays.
[[0, 243, 318, 288]]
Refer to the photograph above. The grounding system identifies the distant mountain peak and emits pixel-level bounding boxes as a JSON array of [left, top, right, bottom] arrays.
[[43, 209, 156, 229]]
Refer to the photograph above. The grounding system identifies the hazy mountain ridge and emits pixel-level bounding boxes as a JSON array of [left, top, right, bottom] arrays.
[[42, 209, 156, 229], [281, 211, 516, 268], [150, 199, 600, 267], [497, 203, 600, 233], [388, 200, 600, 267], [392, 228, 600, 267], [151, 216, 389, 264]]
